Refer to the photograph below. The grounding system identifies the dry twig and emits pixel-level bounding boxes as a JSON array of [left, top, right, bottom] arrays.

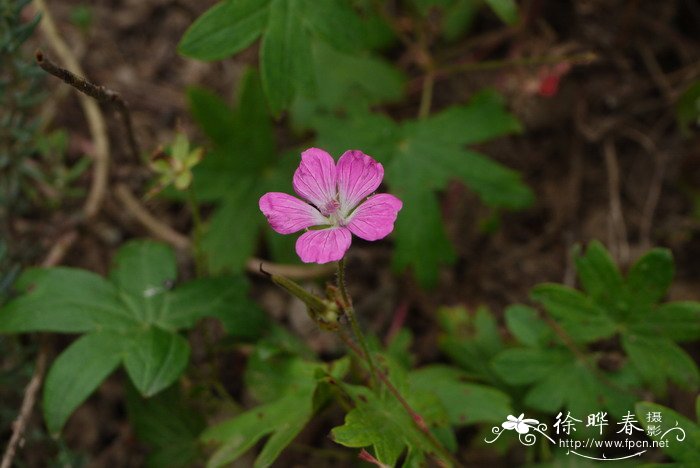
[[603, 138, 630, 265], [0, 350, 48, 468], [35, 0, 110, 219]]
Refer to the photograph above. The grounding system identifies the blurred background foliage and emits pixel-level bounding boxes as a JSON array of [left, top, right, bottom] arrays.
[[1, 0, 700, 466]]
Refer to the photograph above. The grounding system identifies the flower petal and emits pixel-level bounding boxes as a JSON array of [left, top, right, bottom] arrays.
[[295, 227, 351, 264], [337, 150, 384, 214], [293, 148, 337, 209], [502, 421, 517, 430], [259, 192, 327, 234], [346, 194, 402, 241]]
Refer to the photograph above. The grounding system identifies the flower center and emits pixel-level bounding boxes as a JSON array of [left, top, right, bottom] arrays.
[[320, 199, 340, 217]]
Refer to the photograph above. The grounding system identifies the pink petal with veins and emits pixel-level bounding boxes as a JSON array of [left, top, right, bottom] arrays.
[[346, 194, 402, 241], [295, 227, 351, 264], [293, 148, 337, 210], [259, 192, 327, 234], [336, 150, 384, 214]]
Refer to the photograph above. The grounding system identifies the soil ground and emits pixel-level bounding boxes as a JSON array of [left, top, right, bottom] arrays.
[[3, 0, 700, 466]]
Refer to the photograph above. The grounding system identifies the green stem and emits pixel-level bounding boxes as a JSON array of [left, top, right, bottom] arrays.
[[418, 70, 435, 119], [337, 258, 378, 390], [187, 186, 206, 277], [337, 330, 462, 468]]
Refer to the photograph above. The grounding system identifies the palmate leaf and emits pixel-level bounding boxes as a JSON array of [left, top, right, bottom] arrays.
[[312, 90, 532, 287], [331, 373, 455, 467], [179, 0, 366, 114], [554, 242, 699, 392], [0, 240, 260, 433], [202, 350, 349, 467]]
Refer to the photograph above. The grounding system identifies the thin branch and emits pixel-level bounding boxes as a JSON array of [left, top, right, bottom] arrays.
[[117, 184, 334, 279], [34, 0, 109, 219], [0, 343, 48, 468], [603, 138, 630, 265], [35, 51, 141, 162], [41, 231, 79, 267], [115, 183, 191, 250]]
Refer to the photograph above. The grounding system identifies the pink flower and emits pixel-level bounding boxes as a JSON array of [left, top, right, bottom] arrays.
[[259, 148, 403, 264]]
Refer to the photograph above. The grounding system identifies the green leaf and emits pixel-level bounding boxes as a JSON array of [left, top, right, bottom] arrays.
[[676, 81, 700, 134], [202, 178, 263, 273], [628, 301, 700, 341], [421, 90, 522, 146], [330, 385, 442, 466], [292, 40, 406, 119], [438, 306, 504, 381], [203, 355, 343, 467], [574, 240, 624, 307], [622, 334, 699, 393], [43, 332, 124, 434], [484, 0, 518, 25], [0, 268, 136, 333], [123, 327, 191, 397], [625, 248, 674, 306], [178, 0, 271, 61], [301, 0, 362, 52], [523, 362, 597, 416], [203, 395, 311, 468], [530, 283, 618, 343], [311, 111, 400, 160], [245, 348, 325, 403], [409, 365, 512, 425], [635, 401, 700, 463], [1, 240, 255, 433], [165, 276, 268, 339], [390, 189, 455, 287], [442, 0, 477, 41], [491, 348, 570, 385], [230, 69, 276, 174], [504, 304, 553, 347], [126, 384, 205, 468], [109, 241, 177, 302], [260, 0, 314, 115], [187, 87, 237, 150]]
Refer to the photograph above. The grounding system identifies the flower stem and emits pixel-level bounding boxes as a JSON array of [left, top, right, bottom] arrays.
[[418, 70, 435, 119], [336, 329, 462, 468], [336, 258, 378, 390], [187, 186, 206, 277]]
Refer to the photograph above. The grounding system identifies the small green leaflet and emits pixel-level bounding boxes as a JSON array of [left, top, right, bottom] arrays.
[[635, 398, 700, 464], [0, 240, 262, 434]]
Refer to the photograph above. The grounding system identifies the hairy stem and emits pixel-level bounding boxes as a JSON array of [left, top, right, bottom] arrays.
[[337, 258, 378, 389], [337, 330, 462, 468]]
